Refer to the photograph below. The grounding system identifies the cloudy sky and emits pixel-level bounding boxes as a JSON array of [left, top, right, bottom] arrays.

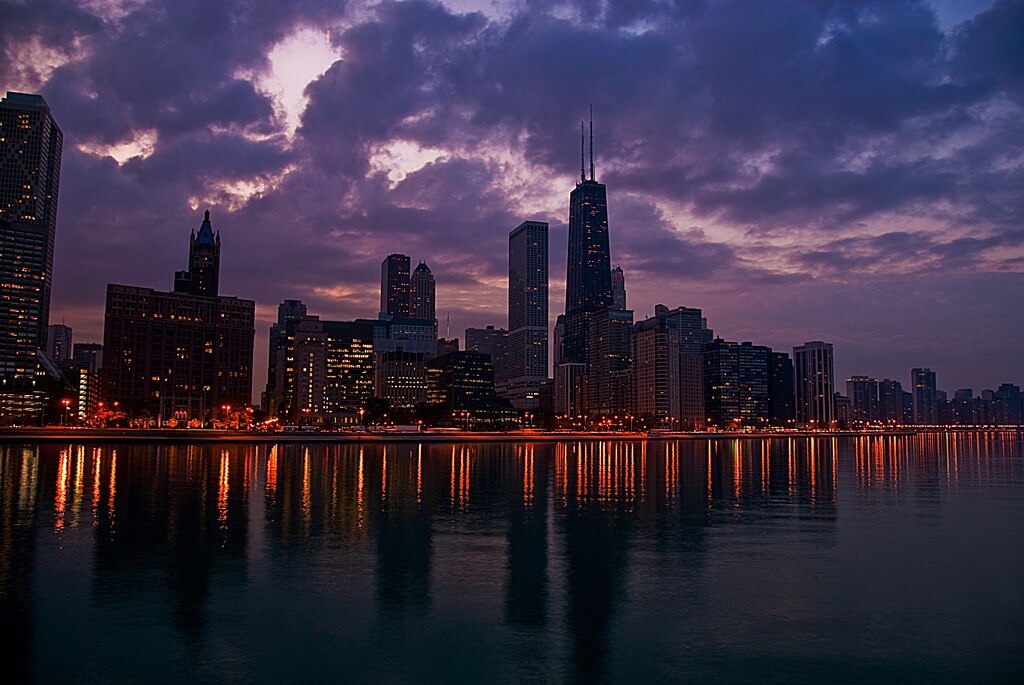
[[2, 0, 1022, 397]]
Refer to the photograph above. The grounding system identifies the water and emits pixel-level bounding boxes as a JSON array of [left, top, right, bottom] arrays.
[[1, 433, 1022, 683]]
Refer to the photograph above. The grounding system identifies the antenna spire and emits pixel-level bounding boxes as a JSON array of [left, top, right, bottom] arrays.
[[580, 121, 585, 184], [589, 105, 595, 181]]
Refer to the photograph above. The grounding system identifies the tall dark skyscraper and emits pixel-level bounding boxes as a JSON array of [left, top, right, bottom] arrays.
[[380, 253, 411, 318], [507, 220, 548, 409], [0, 92, 62, 388], [410, 262, 436, 331], [561, 115, 612, 367]]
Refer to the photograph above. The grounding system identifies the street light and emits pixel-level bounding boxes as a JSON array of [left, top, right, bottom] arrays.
[[61, 398, 71, 427]]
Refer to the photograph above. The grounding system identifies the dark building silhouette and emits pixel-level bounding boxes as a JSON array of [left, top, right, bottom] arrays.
[[878, 378, 905, 423], [610, 265, 626, 310], [173, 210, 219, 297], [767, 351, 795, 426], [380, 254, 411, 318], [847, 375, 879, 423], [911, 367, 938, 424], [0, 92, 63, 420], [507, 221, 548, 409], [410, 262, 436, 333], [102, 211, 254, 420], [561, 116, 612, 368]]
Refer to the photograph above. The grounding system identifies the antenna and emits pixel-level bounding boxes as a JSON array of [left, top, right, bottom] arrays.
[[580, 121, 585, 184], [446, 312, 451, 338], [589, 104, 595, 181]]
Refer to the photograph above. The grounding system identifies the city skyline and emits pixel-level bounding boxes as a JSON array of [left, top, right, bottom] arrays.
[[2, 0, 1021, 395]]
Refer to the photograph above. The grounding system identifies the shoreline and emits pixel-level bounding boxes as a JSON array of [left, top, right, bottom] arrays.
[[0, 426, 1018, 444]]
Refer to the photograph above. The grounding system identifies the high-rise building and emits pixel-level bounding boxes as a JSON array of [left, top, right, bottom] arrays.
[[767, 351, 795, 426], [611, 265, 626, 310], [380, 254, 411, 318], [878, 379, 905, 423], [264, 299, 307, 414], [375, 351, 427, 408], [703, 339, 771, 428], [995, 383, 1023, 425], [47, 324, 72, 362], [586, 306, 633, 417], [410, 262, 436, 332], [507, 220, 548, 410], [102, 211, 254, 421], [0, 92, 63, 417], [322, 320, 375, 416], [561, 116, 612, 368], [632, 315, 680, 426], [847, 375, 879, 424], [911, 367, 938, 424], [794, 341, 835, 427]]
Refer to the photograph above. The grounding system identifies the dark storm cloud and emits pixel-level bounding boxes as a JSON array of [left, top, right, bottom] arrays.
[[3, 0, 1022, 391]]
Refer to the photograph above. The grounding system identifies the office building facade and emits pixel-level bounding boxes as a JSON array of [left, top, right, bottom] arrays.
[[794, 341, 835, 427], [0, 92, 63, 419], [507, 220, 548, 409]]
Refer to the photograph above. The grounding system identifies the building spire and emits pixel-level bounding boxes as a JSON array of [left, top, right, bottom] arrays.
[[580, 120, 585, 184], [589, 104, 595, 181], [204, 209, 210, 222]]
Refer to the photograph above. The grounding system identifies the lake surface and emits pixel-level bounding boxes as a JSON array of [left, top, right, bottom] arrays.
[[2, 433, 1022, 683]]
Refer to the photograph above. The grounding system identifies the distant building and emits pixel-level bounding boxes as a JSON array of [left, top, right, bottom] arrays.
[[0, 92, 63, 422], [264, 299, 307, 414], [767, 351, 795, 426], [878, 379, 905, 423], [410, 262, 436, 334], [794, 341, 835, 427], [436, 337, 459, 356], [507, 220, 548, 410], [846, 376, 879, 424], [102, 211, 254, 421], [465, 325, 508, 388], [72, 343, 103, 373], [995, 383, 1022, 424], [911, 367, 938, 424], [611, 265, 626, 310], [47, 324, 73, 362], [380, 253, 411, 318]]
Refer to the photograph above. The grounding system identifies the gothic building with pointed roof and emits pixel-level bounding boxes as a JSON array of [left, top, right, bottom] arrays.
[[102, 210, 254, 421]]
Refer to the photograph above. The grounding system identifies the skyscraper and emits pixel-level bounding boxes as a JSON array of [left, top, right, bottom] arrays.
[[911, 367, 938, 424], [0, 92, 63, 397], [410, 262, 436, 331], [264, 299, 307, 414], [794, 341, 835, 427], [561, 114, 612, 367], [507, 220, 548, 409], [380, 254, 411, 318], [47, 324, 72, 362]]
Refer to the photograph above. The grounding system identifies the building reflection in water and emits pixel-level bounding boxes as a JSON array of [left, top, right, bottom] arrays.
[[0, 446, 40, 682], [3, 430, 1020, 681]]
